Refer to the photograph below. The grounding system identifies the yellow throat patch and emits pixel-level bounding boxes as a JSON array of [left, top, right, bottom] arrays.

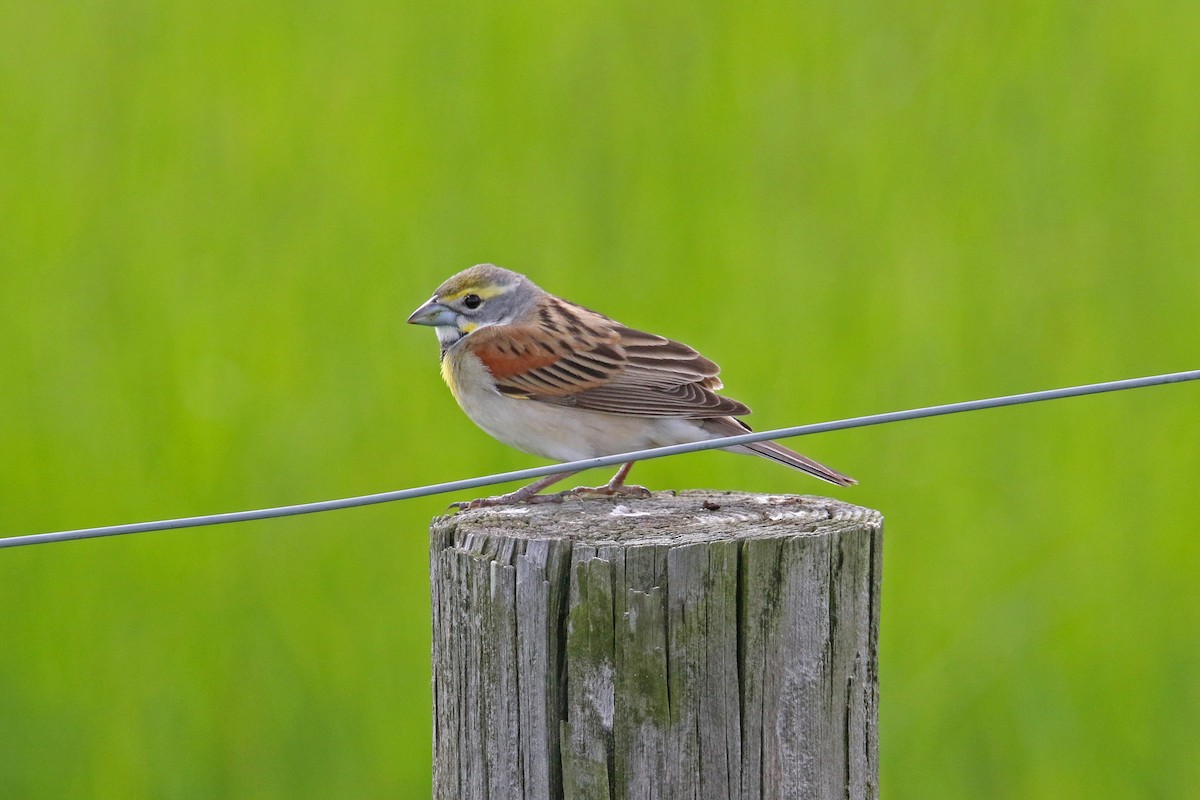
[[440, 355, 464, 403]]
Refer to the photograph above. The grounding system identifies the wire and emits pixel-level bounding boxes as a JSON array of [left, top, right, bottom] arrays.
[[2, 369, 1197, 550]]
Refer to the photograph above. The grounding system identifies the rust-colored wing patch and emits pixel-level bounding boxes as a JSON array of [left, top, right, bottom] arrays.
[[467, 310, 623, 398], [471, 335, 561, 381], [463, 296, 752, 418]]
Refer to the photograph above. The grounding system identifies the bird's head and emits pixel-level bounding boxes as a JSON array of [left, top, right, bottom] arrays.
[[407, 264, 541, 350]]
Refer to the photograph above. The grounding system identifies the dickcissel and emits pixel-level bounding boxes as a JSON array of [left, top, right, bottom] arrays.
[[408, 264, 855, 508]]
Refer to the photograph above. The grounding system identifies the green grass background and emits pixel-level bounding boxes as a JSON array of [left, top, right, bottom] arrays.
[[2, 0, 1199, 796]]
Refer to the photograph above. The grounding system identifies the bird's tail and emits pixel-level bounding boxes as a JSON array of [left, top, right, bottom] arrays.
[[702, 417, 857, 487]]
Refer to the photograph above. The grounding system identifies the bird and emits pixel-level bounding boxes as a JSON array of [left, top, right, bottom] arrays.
[[408, 264, 855, 508]]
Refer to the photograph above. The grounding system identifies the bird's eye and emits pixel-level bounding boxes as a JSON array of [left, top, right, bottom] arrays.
[[462, 294, 483, 309]]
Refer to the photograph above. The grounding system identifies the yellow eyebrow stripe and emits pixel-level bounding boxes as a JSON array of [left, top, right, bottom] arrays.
[[441, 285, 507, 302]]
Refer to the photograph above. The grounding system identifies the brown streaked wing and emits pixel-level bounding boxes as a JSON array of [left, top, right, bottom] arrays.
[[468, 296, 748, 419], [467, 312, 626, 398], [471, 299, 752, 417], [616, 325, 727, 390], [553, 322, 750, 416], [567, 382, 750, 417]]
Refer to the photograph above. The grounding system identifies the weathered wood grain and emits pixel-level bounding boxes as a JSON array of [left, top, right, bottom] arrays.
[[430, 491, 883, 800]]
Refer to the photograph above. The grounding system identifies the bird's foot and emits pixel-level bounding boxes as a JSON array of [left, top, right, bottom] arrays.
[[449, 472, 581, 511], [560, 482, 652, 500], [449, 490, 566, 511], [448, 469, 650, 510]]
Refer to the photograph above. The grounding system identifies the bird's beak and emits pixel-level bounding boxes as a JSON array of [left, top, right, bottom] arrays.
[[407, 298, 457, 327]]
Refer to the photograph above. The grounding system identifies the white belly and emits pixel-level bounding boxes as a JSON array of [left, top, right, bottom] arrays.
[[443, 351, 712, 462]]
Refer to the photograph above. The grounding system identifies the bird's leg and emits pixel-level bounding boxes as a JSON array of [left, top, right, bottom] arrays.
[[565, 462, 652, 500], [450, 471, 579, 510]]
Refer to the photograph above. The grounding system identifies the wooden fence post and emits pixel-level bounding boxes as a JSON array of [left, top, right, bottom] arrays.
[[429, 490, 883, 800]]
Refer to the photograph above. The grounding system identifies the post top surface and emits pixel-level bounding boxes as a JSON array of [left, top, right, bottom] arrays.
[[438, 490, 881, 546]]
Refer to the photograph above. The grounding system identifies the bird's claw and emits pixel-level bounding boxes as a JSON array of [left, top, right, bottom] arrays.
[[449, 491, 566, 511], [561, 483, 652, 500], [450, 484, 651, 511]]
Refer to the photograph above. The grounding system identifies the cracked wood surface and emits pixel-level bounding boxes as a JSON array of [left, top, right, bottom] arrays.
[[430, 491, 883, 800]]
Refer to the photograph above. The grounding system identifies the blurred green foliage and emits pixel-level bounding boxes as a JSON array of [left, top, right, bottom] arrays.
[[2, 0, 1199, 796]]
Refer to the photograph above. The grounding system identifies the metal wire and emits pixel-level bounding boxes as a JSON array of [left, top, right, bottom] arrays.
[[2, 369, 1197, 550]]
